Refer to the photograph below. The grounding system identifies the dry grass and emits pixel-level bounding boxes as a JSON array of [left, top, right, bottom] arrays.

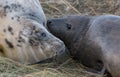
[[0, 57, 105, 77], [40, 0, 120, 18], [1, 0, 120, 77]]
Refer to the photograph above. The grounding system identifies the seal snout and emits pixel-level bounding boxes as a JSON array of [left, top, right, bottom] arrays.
[[52, 40, 65, 54], [53, 41, 69, 63], [47, 19, 60, 28], [47, 19, 61, 36], [47, 19, 54, 30], [47, 18, 64, 28], [57, 41, 65, 54], [47, 19, 52, 26]]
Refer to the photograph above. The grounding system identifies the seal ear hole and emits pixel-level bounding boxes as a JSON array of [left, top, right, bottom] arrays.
[[66, 23, 72, 30]]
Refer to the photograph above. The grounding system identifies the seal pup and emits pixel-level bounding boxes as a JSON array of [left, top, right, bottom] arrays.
[[47, 15, 120, 77]]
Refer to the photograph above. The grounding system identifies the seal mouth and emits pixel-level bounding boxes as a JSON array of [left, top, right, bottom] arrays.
[[30, 55, 57, 65], [56, 43, 66, 56], [31, 47, 65, 64], [31, 47, 70, 65]]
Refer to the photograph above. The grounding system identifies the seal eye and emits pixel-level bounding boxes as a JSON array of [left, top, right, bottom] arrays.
[[41, 32, 46, 37], [66, 23, 72, 30]]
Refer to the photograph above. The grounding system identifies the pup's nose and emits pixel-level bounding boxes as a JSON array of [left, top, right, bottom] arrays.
[[47, 19, 52, 27]]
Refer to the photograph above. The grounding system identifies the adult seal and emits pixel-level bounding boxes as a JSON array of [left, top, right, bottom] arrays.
[[47, 15, 120, 77], [0, 0, 67, 64]]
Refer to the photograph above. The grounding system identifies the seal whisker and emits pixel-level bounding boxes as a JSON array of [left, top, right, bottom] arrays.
[[29, 46, 39, 62], [38, 46, 47, 59], [21, 44, 27, 63], [17, 46, 24, 63]]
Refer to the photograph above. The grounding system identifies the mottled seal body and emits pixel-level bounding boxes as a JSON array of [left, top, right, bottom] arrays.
[[47, 15, 120, 77], [0, 0, 66, 64]]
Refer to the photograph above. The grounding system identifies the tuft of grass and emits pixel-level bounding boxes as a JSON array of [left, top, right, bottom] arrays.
[[0, 57, 39, 77], [0, 57, 106, 77], [40, 0, 120, 18]]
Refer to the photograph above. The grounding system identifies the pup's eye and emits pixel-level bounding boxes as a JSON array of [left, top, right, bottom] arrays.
[[66, 23, 72, 30], [41, 32, 46, 37]]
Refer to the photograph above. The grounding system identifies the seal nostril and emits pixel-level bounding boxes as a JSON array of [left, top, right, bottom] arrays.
[[47, 20, 52, 26]]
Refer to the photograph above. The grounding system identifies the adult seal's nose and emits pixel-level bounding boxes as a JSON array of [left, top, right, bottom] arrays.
[[52, 40, 65, 54], [55, 47, 70, 64], [55, 42, 70, 63], [56, 41, 65, 54]]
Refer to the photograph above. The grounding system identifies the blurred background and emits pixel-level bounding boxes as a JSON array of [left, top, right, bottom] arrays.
[[40, 0, 120, 18]]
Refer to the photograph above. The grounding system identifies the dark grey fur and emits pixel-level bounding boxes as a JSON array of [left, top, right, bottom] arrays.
[[47, 15, 120, 77]]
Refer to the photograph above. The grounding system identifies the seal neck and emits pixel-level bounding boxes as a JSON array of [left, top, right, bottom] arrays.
[[65, 16, 91, 47], [67, 16, 92, 55]]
